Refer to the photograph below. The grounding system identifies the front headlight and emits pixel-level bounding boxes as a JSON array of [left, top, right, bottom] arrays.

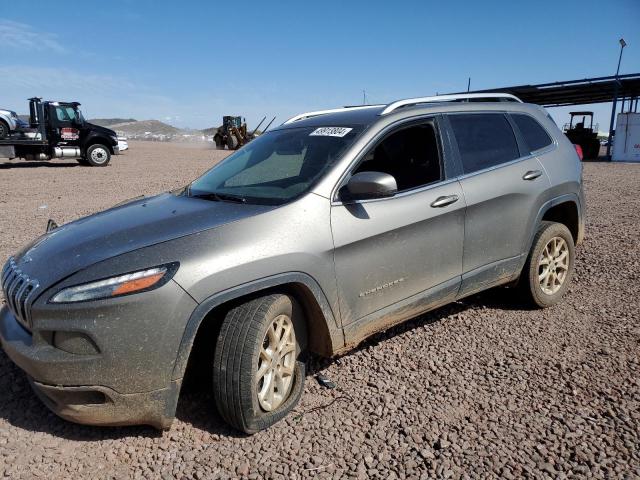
[[49, 263, 178, 303]]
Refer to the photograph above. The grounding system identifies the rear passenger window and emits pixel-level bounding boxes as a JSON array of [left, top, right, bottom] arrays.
[[512, 114, 553, 152], [449, 113, 520, 174]]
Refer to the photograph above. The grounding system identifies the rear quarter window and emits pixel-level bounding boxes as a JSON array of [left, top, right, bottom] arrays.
[[511, 113, 553, 152]]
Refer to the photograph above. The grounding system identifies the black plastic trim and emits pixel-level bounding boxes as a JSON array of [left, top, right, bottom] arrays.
[[171, 271, 342, 380]]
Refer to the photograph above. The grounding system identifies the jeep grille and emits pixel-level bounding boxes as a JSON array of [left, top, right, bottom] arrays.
[[1, 257, 39, 331]]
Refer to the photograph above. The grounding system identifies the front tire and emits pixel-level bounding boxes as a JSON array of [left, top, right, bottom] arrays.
[[226, 134, 239, 150], [519, 221, 575, 308], [213, 294, 306, 433], [85, 144, 111, 166]]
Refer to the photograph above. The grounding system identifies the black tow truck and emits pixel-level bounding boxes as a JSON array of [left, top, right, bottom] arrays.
[[0, 98, 119, 166]]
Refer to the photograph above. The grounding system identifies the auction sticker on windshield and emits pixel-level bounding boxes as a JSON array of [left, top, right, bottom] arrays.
[[309, 127, 353, 137]]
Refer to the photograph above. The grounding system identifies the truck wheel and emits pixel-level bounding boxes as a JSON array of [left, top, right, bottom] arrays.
[[85, 144, 111, 166], [0, 120, 9, 139], [213, 294, 307, 433], [214, 136, 225, 150], [519, 221, 575, 308], [226, 135, 239, 150]]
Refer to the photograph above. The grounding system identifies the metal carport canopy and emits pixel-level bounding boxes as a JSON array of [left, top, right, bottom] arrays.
[[459, 73, 640, 107]]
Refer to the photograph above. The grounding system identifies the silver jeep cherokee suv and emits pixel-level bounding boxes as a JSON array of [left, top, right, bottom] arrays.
[[1, 93, 585, 433]]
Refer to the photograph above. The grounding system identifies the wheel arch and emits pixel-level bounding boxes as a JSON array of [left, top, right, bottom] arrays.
[[541, 200, 580, 243], [171, 272, 344, 382], [529, 193, 584, 253]]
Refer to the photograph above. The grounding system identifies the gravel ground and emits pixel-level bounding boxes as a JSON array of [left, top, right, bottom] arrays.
[[0, 143, 639, 479]]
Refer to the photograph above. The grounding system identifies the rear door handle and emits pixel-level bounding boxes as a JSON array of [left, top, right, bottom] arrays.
[[523, 170, 543, 181], [430, 195, 459, 208]]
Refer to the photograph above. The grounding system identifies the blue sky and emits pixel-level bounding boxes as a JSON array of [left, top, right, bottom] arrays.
[[1, 0, 638, 130]]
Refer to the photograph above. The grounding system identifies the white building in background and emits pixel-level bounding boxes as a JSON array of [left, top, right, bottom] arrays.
[[612, 113, 640, 162]]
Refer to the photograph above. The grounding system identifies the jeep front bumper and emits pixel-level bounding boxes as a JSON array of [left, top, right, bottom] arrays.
[[0, 280, 196, 429]]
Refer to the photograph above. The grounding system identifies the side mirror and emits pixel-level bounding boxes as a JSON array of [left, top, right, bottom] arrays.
[[342, 171, 397, 201]]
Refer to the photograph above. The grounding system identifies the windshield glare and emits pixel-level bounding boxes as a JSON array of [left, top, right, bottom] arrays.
[[188, 125, 362, 204]]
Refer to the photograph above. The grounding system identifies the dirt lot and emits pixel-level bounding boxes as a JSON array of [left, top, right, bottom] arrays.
[[0, 142, 639, 479]]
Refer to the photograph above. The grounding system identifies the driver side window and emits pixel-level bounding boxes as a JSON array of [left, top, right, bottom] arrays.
[[55, 107, 76, 122], [55, 107, 70, 121], [353, 121, 443, 191]]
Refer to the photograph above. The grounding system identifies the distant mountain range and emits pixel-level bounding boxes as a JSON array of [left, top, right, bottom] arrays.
[[95, 119, 182, 136], [13, 116, 219, 139], [89, 118, 138, 127], [89, 118, 218, 138], [200, 127, 219, 136]]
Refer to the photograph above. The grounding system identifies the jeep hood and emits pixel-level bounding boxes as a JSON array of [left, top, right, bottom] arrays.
[[12, 193, 275, 290]]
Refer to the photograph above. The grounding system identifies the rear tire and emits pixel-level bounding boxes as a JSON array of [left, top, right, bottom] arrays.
[[213, 294, 307, 434], [518, 221, 575, 308], [85, 144, 111, 166], [0, 120, 9, 139]]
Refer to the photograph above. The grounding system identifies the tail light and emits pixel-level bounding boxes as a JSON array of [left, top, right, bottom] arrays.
[[574, 144, 584, 161]]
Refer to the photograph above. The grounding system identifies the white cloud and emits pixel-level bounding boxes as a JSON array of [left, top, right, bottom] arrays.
[[0, 65, 144, 119], [0, 65, 136, 93], [0, 20, 66, 54]]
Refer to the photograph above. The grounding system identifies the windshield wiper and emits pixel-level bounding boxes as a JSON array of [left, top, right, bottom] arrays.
[[190, 191, 247, 204]]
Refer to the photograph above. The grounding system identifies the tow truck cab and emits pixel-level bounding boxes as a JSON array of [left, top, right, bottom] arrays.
[[0, 98, 118, 166]]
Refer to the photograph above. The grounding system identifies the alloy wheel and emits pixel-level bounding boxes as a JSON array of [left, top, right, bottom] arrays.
[[256, 314, 296, 411], [538, 236, 569, 295]]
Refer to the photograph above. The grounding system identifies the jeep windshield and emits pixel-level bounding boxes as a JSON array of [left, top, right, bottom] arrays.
[[187, 125, 363, 205]]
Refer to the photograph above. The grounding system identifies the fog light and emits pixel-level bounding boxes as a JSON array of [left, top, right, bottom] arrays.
[[53, 331, 100, 355]]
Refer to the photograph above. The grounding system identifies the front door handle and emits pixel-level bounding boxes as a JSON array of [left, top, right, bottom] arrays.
[[523, 170, 543, 181], [430, 195, 459, 208]]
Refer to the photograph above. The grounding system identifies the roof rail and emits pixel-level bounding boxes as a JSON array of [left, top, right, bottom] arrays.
[[282, 105, 383, 125], [380, 93, 522, 116]]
